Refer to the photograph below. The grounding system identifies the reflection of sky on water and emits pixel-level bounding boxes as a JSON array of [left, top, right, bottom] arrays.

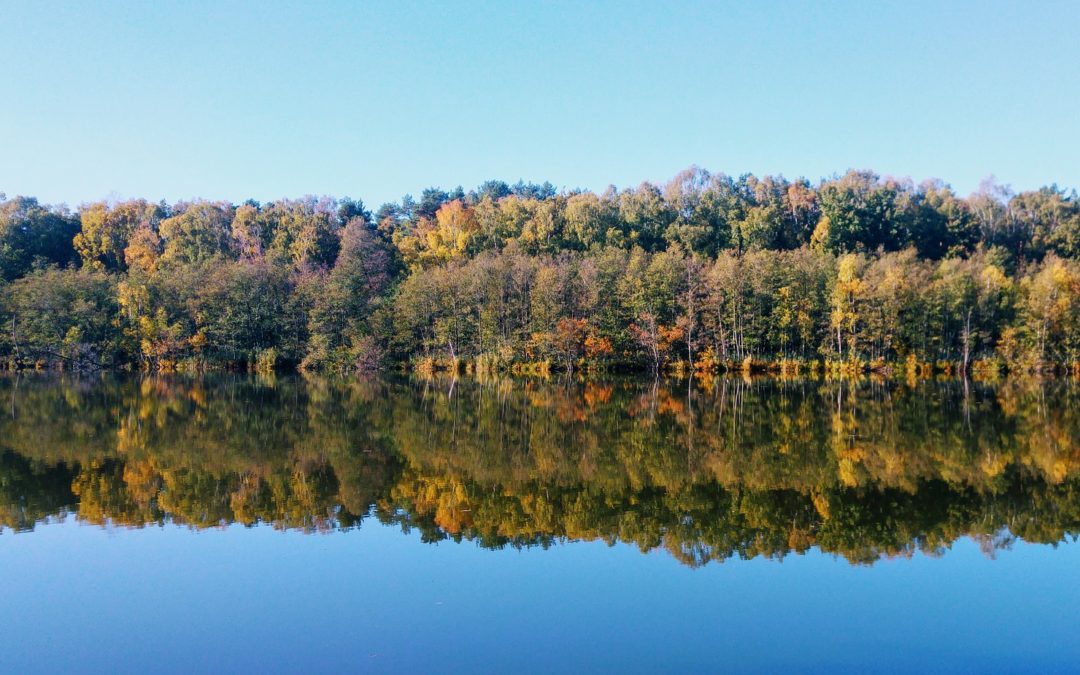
[[1, 519, 1076, 674]]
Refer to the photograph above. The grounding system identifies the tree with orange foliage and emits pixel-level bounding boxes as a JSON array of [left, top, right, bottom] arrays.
[[629, 311, 683, 373]]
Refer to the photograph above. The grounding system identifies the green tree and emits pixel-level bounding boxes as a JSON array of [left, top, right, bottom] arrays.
[[303, 216, 395, 371], [4, 267, 120, 368], [159, 201, 236, 266], [0, 197, 79, 281]]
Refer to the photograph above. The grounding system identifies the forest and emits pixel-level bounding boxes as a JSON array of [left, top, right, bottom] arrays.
[[2, 167, 1080, 374]]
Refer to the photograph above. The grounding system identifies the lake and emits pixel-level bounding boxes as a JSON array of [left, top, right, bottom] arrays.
[[1, 374, 1079, 673]]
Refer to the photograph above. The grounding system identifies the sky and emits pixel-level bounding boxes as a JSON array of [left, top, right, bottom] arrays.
[[1, 0, 1078, 209]]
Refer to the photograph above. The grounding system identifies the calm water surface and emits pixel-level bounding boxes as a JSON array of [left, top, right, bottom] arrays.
[[1, 374, 1078, 673]]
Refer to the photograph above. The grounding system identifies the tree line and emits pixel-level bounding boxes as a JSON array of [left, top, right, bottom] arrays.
[[2, 167, 1080, 373]]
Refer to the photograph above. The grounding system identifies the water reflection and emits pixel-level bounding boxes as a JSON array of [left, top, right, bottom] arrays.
[[2, 374, 1079, 566]]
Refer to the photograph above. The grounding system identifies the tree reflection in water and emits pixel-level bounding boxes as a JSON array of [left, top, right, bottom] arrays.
[[2, 373, 1078, 566]]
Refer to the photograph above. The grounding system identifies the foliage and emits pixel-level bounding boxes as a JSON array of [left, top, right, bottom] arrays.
[[0, 196, 79, 281], [2, 169, 1080, 372], [3, 267, 120, 369]]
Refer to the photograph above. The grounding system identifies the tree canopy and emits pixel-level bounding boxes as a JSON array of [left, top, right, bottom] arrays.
[[2, 169, 1080, 373]]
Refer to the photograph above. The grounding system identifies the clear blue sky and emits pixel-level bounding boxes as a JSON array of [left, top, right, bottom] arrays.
[[2, 0, 1077, 209]]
